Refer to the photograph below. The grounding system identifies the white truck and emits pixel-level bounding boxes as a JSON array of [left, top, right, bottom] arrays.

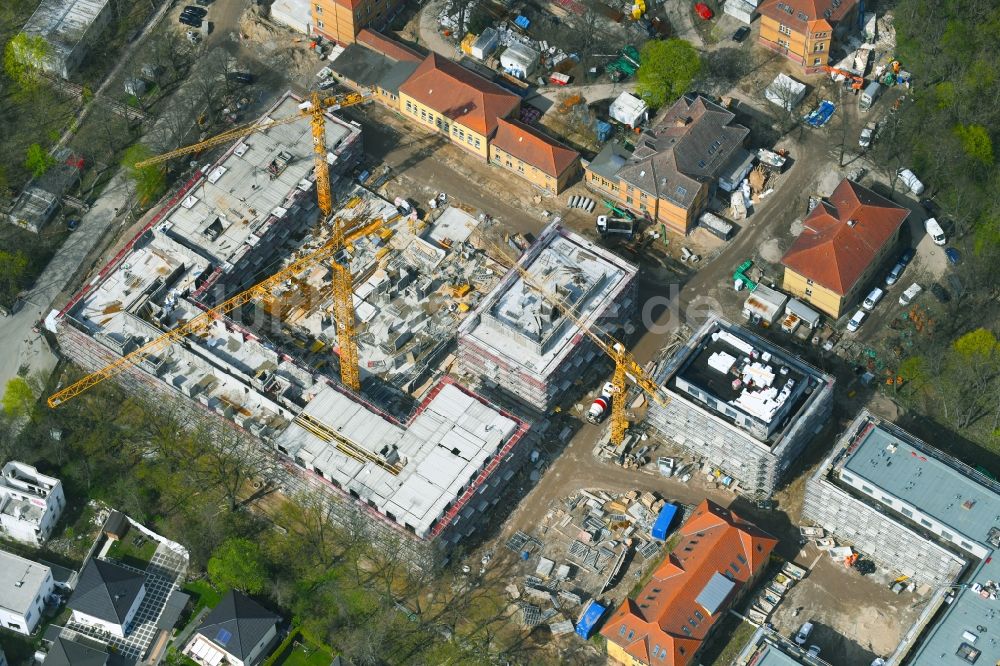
[[587, 382, 616, 424]]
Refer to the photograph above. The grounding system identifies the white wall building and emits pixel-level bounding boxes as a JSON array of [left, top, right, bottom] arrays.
[[0, 549, 55, 635], [184, 591, 280, 666], [0, 461, 65, 545], [67, 559, 146, 637]]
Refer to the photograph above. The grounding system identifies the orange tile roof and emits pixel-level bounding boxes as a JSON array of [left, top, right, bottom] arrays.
[[600, 500, 778, 666], [491, 118, 580, 178], [757, 0, 857, 31], [781, 179, 910, 295], [398, 53, 521, 136], [356, 29, 424, 63]]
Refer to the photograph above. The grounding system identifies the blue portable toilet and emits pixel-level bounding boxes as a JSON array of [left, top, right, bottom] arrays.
[[575, 600, 607, 639], [651, 502, 679, 541], [596, 120, 613, 142]]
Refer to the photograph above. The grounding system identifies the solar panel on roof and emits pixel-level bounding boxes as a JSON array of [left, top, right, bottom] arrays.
[[215, 628, 232, 646]]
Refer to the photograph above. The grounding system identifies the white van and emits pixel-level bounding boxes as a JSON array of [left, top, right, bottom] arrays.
[[847, 310, 867, 332], [924, 217, 946, 245], [899, 283, 922, 306], [863, 287, 885, 311], [898, 168, 925, 195]]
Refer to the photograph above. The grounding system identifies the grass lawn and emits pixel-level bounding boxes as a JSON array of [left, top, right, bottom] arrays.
[[106, 535, 158, 569], [276, 642, 333, 666], [182, 580, 224, 617], [702, 617, 758, 666]]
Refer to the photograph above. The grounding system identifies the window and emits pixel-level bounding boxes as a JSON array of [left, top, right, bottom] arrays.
[[475, 138, 481, 149], [420, 110, 427, 121], [443, 122, 449, 133], [626, 196, 633, 204], [919, 518, 933, 528], [517, 164, 524, 173], [942, 531, 953, 540], [627, 630, 635, 640], [316, 20, 324, 28], [435, 117, 442, 129], [806, 278, 814, 285], [315, 4, 322, 13], [813, 57, 822, 65], [693, 610, 704, 620], [804, 288, 813, 296], [779, 24, 792, 36], [861, 484, 874, 493], [459, 129, 465, 140], [962, 541, 974, 549], [814, 42, 825, 52], [619, 626, 627, 636], [778, 38, 789, 48], [901, 507, 913, 517]]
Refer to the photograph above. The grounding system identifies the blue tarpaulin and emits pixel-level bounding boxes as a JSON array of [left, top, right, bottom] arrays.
[[803, 100, 836, 127], [514, 15, 530, 29], [576, 600, 607, 639], [651, 502, 679, 540]]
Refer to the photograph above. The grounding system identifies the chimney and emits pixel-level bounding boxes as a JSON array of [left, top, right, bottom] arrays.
[[847, 219, 857, 227]]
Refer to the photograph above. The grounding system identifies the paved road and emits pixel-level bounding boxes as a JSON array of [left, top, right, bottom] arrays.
[[0, 173, 133, 393]]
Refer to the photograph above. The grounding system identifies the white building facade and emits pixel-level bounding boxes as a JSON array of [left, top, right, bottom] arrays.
[[0, 461, 65, 545], [0, 549, 55, 635]]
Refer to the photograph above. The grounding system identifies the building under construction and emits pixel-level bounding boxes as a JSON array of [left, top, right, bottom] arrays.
[[51, 91, 529, 557], [647, 315, 834, 498], [456, 223, 638, 413]]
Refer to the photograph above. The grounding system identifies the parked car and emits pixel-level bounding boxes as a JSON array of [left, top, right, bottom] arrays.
[[732, 26, 751, 42], [226, 71, 254, 84], [898, 248, 915, 267], [694, 2, 714, 19], [863, 287, 884, 311], [899, 283, 922, 306], [885, 261, 906, 286], [179, 14, 202, 27], [196, 0, 212, 5], [946, 248, 961, 265], [859, 121, 877, 149], [183, 5, 208, 17], [897, 168, 925, 195], [795, 621, 814, 646], [924, 217, 946, 245], [67, 218, 80, 231], [847, 310, 867, 332], [930, 283, 951, 303], [919, 198, 937, 215], [808, 646, 822, 658]]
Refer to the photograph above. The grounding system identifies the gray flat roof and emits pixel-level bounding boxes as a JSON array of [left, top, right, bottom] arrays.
[[0, 549, 51, 615], [842, 421, 1000, 548], [22, 0, 110, 61], [587, 141, 631, 182]]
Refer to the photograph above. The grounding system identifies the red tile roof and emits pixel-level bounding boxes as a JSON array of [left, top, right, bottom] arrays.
[[600, 500, 778, 666], [398, 53, 521, 136], [491, 118, 580, 178], [356, 29, 424, 63], [757, 0, 857, 32], [781, 179, 910, 295]]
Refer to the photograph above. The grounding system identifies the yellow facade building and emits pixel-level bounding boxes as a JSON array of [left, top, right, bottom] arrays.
[[781, 179, 910, 318], [311, 0, 405, 45], [489, 118, 580, 194], [757, 0, 858, 73], [398, 53, 521, 160]]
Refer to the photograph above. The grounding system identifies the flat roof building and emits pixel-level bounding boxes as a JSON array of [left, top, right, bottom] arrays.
[[804, 411, 1000, 664], [278, 378, 529, 543], [456, 222, 638, 413], [648, 315, 834, 498], [20, 0, 113, 79], [0, 549, 55, 635], [0, 461, 65, 545]]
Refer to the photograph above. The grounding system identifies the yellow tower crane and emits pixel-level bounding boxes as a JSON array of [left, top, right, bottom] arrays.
[[127, 89, 372, 391], [489, 241, 668, 445], [47, 215, 384, 408]]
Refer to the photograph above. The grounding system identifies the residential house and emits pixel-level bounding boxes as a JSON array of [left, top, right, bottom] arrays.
[[329, 29, 423, 109], [398, 53, 521, 160], [42, 635, 110, 666], [67, 559, 146, 637], [490, 118, 581, 194], [757, 0, 860, 73], [781, 178, 910, 318], [585, 94, 751, 235], [183, 591, 280, 666], [0, 461, 65, 545], [600, 500, 778, 666], [0, 549, 55, 635], [311, 0, 405, 46]]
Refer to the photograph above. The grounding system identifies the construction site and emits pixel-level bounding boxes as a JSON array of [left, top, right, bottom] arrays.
[[647, 315, 835, 499], [456, 223, 639, 414], [49, 89, 538, 557]]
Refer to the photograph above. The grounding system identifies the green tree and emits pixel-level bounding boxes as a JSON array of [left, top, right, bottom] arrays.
[[3, 33, 48, 91], [954, 328, 999, 359], [208, 538, 268, 594], [2, 378, 35, 419], [636, 39, 701, 109], [0, 250, 29, 299], [122, 144, 167, 206], [24, 143, 55, 178], [954, 124, 994, 165]]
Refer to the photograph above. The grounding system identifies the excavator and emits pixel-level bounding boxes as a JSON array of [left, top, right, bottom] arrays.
[[822, 66, 865, 92]]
